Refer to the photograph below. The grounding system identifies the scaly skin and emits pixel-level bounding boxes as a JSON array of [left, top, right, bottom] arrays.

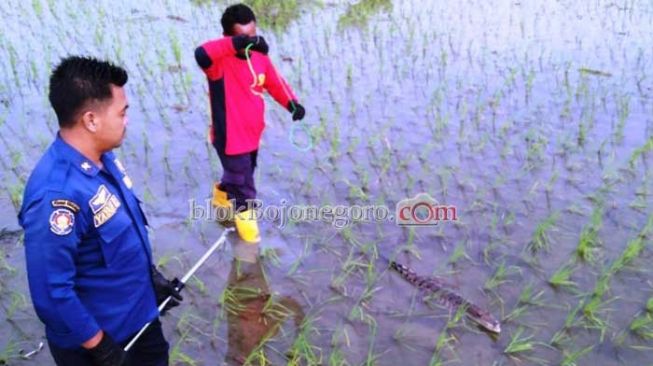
[[388, 260, 501, 334]]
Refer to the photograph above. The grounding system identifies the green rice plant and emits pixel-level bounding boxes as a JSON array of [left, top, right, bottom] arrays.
[[581, 294, 612, 341], [613, 94, 630, 143], [261, 247, 282, 268], [169, 31, 182, 66], [348, 303, 376, 327], [603, 215, 653, 278], [169, 327, 198, 366], [0, 338, 19, 365], [218, 286, 248, 317], [629, 314, 653, 340], [286, 315, 323, 366], [550, 300, 584, 347], [328, 348, 349, 366], [363, 324, 381, 366], [428, 305, 466, 366], [6, 291, 27, 319], [155, 252, 182, 269], [548, 263, 577, 289], [0, 248, 16, 274], [8, 181, 25, 212], [504, 283, 546, 323], [189, 275, 207, 296], [527, 212, 559, 253], [628, 137, 653, 168], [503, 327, 548, 365], [338, 0, 392, 29], [484, 262, 519, 291], [448, 240, 471, 266], [243, 0, 302, 33], [576, 203, 603, 262], [32, 0, 43, 17], [560, 345, 594, 366]]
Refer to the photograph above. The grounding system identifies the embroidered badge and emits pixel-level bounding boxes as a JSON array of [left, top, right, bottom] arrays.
[[257, 73, 265, 86], [90, 185, 111, 214], [51, 199, 80, 213], [89, 185, 122, 227], [49, 209, 75, 235], [81, 161, 92, 171]]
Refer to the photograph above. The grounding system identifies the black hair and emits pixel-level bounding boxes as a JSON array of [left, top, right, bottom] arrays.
[[48, 56, 128, 128], [221, 3, 256, 35]]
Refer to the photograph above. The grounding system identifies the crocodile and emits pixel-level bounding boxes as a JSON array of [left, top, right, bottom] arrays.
[[385, 257, 501, 334]]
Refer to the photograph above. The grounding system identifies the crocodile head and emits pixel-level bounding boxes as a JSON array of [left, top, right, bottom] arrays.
[[468, 306, 501, 334]]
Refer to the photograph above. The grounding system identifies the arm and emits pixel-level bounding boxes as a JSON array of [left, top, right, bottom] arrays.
[[195, 36, 265, 70], [21, 194, 101, 347], [194, 37, 237, 70], [263, 58, 297, 108]]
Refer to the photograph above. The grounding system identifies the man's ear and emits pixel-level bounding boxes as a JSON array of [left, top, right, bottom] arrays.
[[81, 111, 97, 133]]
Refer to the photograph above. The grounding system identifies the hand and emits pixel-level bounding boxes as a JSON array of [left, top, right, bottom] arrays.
[[287, 100, 305, 121], [247, 35, 269, 55], [231, 35, 269, 55], [88, 332, 128, 366], [150, 266, 184, 315]]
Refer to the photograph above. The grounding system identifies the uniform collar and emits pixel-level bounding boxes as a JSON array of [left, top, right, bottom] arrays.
[[53, 133, 108, 177]]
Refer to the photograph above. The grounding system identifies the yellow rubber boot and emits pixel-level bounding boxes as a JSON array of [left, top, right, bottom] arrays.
[[235, 209, 261, 243], [212, 183, 234, 227]]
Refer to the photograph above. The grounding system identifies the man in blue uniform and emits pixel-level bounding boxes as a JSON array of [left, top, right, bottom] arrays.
[[18, 56, 182, 366]]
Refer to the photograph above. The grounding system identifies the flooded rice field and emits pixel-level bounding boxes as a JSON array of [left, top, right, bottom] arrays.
[[1, 0, 652, 365]]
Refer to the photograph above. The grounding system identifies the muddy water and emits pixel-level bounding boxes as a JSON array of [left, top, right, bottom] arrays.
[[1, 0, 652, 365]]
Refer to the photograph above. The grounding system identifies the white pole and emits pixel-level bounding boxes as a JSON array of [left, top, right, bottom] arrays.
[[124, 227, 235, 351]]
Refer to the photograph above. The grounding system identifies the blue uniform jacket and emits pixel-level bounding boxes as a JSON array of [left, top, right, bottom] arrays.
[[18, 134, 159, 349]]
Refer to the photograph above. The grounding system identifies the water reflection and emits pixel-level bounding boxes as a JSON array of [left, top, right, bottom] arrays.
[[224, 241, 304, 365]]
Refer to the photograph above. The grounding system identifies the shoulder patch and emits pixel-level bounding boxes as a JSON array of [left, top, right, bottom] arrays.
[[51, 199, 80, 213], [49, 209, 75, 236]]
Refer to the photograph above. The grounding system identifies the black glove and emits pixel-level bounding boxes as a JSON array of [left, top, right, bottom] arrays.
[[231, 35, 269, 55], [247, 35, 269, 55], [287, 100, 305, 121], [151, 266, 184, 315], [88, 332, 128, 366]]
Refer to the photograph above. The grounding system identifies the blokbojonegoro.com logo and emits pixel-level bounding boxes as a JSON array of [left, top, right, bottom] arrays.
[[395, 193, 458, 226], [188, 193, 457, 228]]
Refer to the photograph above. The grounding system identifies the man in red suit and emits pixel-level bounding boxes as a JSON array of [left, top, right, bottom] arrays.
[[194, 3, 305, 243]]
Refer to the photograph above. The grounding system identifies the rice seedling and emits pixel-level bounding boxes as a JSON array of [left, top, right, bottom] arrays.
[[526, 212, 559, 253], [628, 137, 653, 168], [0, 338, 19, 365], [338, 0, 392, 29], [5, 291, 27, 319], [548, 263, 578, 289], [169, 327, 198, 366], [286, 314, 323, 366], [575, 203, 603, 262], [504, 283, 546, 323], [628, 313, 653, 340], [261, 247, 283, 268], [550, 300, 584, 347], [447, 240, 471, 266], [328, 347, 350, 366], [484, 262, 520, 293], [503, 327, 548, 365], [581, 294, 613, 341], [560, 345, 594, 366], [427, 304, 467, 366]]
